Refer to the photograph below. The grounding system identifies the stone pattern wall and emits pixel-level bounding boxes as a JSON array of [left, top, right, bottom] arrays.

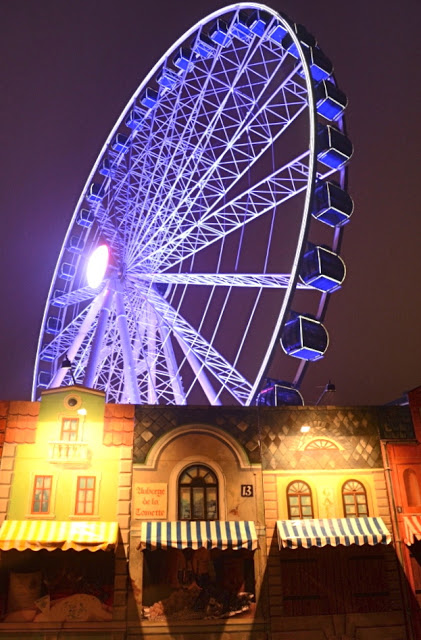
[[134, 405, 412, 471], [377, 405, 413, 440], [259, 406, 386, 471], [134, 405, 260, 464]]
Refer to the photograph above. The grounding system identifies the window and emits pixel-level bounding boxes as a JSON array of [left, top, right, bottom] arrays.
[[178, 464, 218, 520], [61, 418, 79, 441], [342, 480, 368, 517], [32, 475, 52, 514], [305, 438, 339, 450], [75, 476, 96, 515], [403, 468, 421, 507], [287, 481, 314, 519]]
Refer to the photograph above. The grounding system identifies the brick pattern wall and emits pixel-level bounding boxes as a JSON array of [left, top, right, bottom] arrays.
[[0, 443, 16, 527]]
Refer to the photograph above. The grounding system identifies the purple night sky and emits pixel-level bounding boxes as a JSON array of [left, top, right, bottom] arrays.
[[1, 0, 420, 406]]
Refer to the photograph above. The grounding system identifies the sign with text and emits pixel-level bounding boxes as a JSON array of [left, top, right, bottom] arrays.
[[134, 483, 168, 519]]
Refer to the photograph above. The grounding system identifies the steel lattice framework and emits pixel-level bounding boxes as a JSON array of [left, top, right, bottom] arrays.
[[33, 3, 352, 405]]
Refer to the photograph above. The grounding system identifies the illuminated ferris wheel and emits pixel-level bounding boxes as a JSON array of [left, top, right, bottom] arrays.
[[33, 3, 353, 406]]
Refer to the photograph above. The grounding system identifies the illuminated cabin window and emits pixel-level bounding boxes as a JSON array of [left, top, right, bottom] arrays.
[[305, 438, 339, 450], [32, 475, 52, 514], [75, 476, 96, 515], [178, 464, 218, 520], [342, 480, 368, 517], [287, 481, 314, 519], [61, 417, 79, 441]]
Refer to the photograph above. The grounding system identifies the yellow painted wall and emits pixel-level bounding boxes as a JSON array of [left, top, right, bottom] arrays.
[[275, 469, 382, 520], [8, 387, 119, 522]]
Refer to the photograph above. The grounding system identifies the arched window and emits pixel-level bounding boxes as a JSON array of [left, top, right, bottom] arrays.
[[287, 481, 314, 519], [403, 468, 421, 507], [305, 438, 339, 450], [178, 464, 218, 520], [342, 480, 368, 517]]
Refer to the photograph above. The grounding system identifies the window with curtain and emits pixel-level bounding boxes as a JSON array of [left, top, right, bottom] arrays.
[[287, 481, 314, 519], [31, 475, 52, 514], [60, 417, 79, 441], [342, 480, 368, 517], [178, 464, 218, 520]]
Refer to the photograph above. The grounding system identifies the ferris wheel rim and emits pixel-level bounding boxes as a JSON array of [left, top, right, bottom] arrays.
[[33, 3, 350, 405]]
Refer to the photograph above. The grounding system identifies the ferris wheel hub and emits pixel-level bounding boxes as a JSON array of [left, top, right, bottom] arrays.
[[33, 4, 352, 406]]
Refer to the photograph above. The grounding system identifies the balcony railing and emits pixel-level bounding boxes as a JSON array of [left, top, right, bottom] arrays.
[[48, 441, 89, 463]]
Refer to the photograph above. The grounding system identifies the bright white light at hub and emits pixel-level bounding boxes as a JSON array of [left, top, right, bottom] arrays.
[[87, 245, 109, 288]]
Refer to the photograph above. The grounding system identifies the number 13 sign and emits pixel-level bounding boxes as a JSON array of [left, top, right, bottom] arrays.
[[241, 484, 253, 497]]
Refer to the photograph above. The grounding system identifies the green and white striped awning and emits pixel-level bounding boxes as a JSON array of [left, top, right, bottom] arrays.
[[277, 517, 391, 549], [139, 520, 258, 551]]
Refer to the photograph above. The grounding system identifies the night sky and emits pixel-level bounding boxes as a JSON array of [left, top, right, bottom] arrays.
[[1, 0, 420, 406]]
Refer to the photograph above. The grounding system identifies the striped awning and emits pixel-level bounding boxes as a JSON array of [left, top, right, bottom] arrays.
[[139, 520, 258, 551], [277, 517, 391, 549], [0, 520, 118, 552], [403, 515, 421, 545]]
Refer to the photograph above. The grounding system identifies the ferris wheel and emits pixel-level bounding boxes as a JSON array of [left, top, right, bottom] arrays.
[[33, 3, 353, 406]]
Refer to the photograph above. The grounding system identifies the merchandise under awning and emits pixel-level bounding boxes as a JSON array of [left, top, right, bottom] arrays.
[[277, 517, 391, 549], [403, 515, 421, 545], [139, 520, 258, 551], [0, 520, 119, 552]]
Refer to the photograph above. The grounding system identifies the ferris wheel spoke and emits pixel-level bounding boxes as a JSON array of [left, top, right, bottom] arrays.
[[145, 287, 252, 404], [139, 272, 312, 289], [39, 290, 105, 370], [144, 303, 159, 404], [83, 287, 114, 388], [124, 23, 275, 255], [106, 290, 186, 405], [114, 281, 142, 403], [132, 151, 311, 272], [125, 295, 169, 403], [139, 73, 305, 233], [173, 331, 222, 406], [97, 306, 141, 403], [48, 287, 109, 388], [34, 6, 351, 407], [123, 21, 305, 250], [126, 67, 308, 266], [155, 320, 187, 405], [49, 285, 102, 309]]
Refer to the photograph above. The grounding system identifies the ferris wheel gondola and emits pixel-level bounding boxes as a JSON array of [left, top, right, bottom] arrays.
[[33, 4, 353, 405]]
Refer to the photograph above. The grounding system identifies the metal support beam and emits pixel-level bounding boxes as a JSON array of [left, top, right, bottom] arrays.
[[114, 280, 142, 404]]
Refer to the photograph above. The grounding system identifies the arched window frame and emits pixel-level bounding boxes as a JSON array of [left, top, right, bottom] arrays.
[[342, 479, 369, 517], [178, 464, 219, 521], [287, 480, 314, 519], [304, 438, 340, 450], [403, 467, 421, 508]]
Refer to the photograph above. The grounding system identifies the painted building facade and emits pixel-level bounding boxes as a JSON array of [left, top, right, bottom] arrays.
[[382, 387, 421, 639], [0, 386, 134, 640], [0, 386, 417, 639]]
